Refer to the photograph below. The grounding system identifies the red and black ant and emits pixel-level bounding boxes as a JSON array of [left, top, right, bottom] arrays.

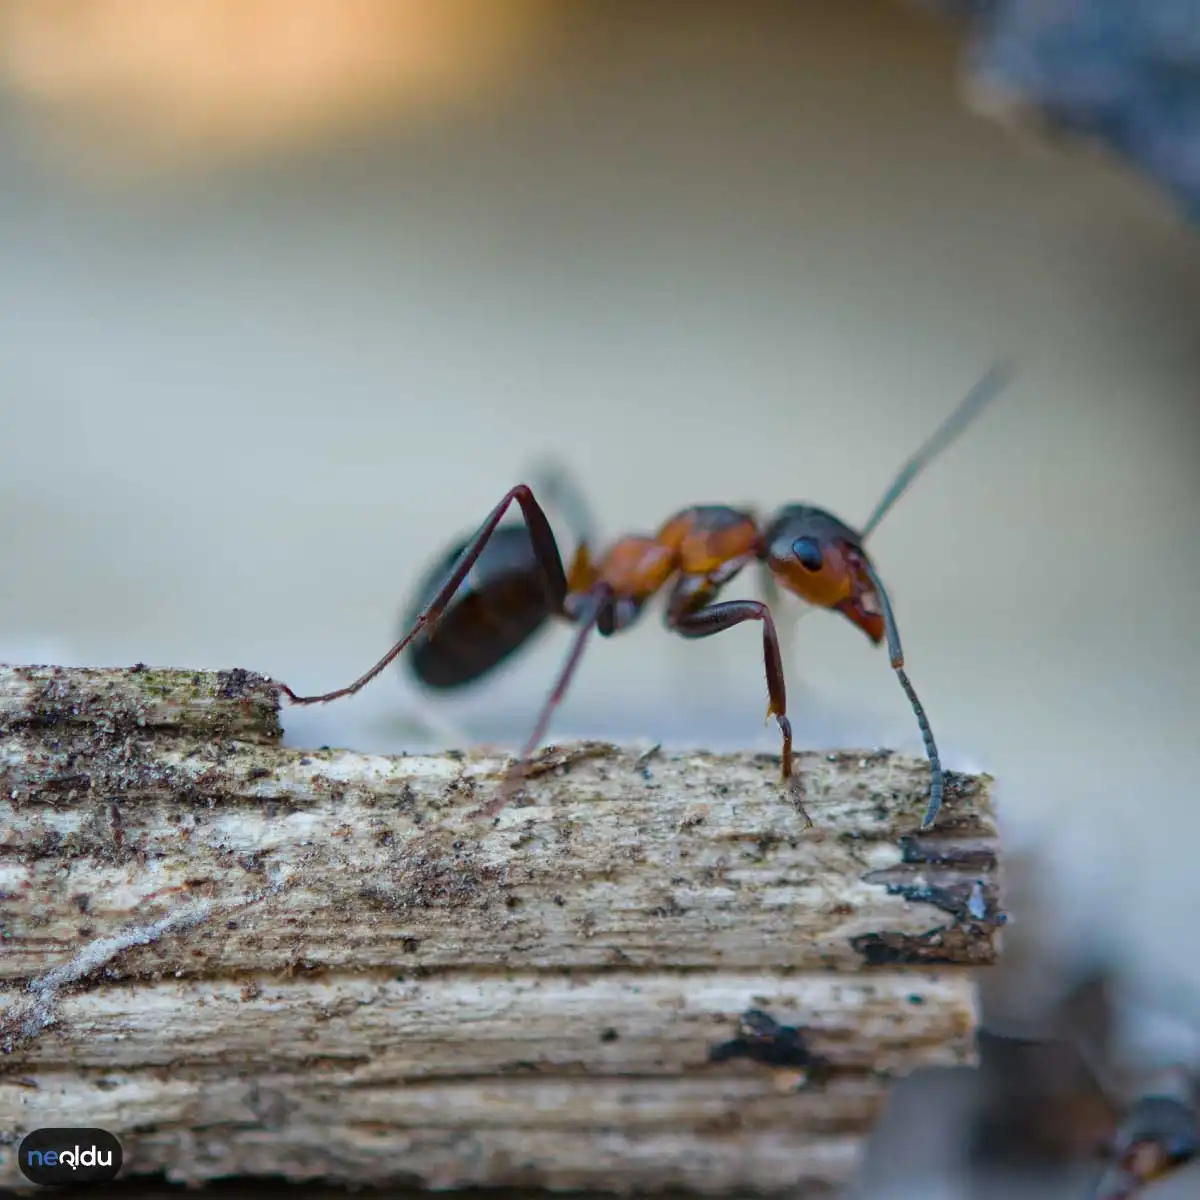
[[280, 363, 1011, 827]]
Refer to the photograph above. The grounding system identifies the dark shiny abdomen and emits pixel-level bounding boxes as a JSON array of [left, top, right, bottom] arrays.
[[402, 524, 556, 690]]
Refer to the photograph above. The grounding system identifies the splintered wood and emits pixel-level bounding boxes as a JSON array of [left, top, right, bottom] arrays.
[[0, 664, 1003, 1195]]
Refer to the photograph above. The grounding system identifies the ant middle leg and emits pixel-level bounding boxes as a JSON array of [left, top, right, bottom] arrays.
[[665, 580, 801, 817], [475, 586, 613, 821], [280, 484, 568, 705]]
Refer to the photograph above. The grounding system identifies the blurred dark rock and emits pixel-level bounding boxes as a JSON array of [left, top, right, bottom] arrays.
[[927, 0, 1200, 219]]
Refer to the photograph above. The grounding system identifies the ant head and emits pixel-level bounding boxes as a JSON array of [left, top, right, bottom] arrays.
[[761, 505, 885, 644]]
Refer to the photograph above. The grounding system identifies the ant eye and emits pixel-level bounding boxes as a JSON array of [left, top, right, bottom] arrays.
[[791, 537, 824, 572]]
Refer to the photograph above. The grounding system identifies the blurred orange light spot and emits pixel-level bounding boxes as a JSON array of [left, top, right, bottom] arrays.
[[0, 0, 550, 175]]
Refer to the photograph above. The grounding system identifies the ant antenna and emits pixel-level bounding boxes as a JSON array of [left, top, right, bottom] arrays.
[[859, 361, 1013, 541], [863, 560, 942, 829]]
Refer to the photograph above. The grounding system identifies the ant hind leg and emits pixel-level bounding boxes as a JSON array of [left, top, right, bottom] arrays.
[[476, 587, 611, 821], [279, 484, 568, 706]]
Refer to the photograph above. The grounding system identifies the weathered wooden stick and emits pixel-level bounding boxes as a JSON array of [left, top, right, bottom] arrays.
[[0, 665, 1003, 1195]]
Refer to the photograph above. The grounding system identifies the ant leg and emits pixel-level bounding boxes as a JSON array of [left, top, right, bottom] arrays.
[[667, 596, 808, 823], [478, 588, 610, 820], [524, 459, 597, 547], [526, 460, 600, 596], [280, 485, 567, 705]]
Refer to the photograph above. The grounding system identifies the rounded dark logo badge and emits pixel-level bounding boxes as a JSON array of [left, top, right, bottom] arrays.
[[17, 1129, 122, 1185]]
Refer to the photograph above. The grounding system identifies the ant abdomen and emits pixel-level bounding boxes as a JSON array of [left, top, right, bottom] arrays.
[[403, 523, 556, 690]]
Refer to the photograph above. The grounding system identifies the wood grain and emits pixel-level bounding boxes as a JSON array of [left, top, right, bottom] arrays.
[[0, 665, 1003, 1194]]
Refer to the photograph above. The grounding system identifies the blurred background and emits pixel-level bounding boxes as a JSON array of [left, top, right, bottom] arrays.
[[1, 1, 1198, 1195]]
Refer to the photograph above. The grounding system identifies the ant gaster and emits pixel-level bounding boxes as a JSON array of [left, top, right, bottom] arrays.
[[280, 364, 1011, 827]]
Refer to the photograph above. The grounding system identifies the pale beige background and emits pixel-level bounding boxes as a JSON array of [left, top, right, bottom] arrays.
[[1, 3, 1198, 1193]]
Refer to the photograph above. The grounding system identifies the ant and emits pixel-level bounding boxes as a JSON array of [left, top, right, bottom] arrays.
[[280, 363, 1011, 826]]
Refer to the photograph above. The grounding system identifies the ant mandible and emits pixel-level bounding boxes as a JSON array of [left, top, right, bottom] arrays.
[[279, 363, 1011, 828]]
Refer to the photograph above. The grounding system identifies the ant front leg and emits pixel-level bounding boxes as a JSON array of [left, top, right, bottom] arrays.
[[665, 567, 807, 824], [280, 484, 568, 705]]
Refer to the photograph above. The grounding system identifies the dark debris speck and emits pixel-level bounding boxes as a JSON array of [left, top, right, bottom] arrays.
[[708, 1009, 831, 1085]]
